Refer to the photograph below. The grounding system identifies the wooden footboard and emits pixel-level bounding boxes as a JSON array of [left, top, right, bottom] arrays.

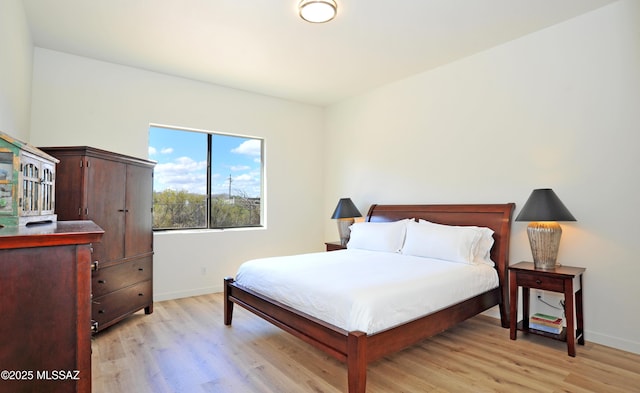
[[225, 278, 502, 393]]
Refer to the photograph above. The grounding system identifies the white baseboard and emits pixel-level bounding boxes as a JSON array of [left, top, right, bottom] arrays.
[[153, 285, 221, 302], [586, 331, 640, 355]]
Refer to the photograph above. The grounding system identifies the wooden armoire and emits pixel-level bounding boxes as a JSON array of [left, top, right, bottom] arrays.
[[41, 146, 155, 332]]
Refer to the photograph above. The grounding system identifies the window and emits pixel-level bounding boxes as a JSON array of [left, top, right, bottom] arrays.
[[149, 125, 264, 230]]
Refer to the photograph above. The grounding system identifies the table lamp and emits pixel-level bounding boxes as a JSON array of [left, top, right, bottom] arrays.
[[331, 198, 362, 246], [515, 188, 576, 270]]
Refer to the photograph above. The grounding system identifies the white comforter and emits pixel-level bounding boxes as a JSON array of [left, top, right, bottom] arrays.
[[235, 249, 498, 334]]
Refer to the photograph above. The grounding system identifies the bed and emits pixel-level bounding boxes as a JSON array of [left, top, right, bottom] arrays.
[[224, 203, 515, 392]]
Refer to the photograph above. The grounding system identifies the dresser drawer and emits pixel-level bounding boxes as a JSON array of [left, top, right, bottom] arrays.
[[92, 256, 152, 297], [516, 271, 565, 292], [92, 280, 152, 327]]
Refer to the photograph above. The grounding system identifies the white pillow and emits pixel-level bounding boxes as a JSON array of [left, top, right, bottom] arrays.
[[401, 220, 494, 265], [473, 227, 495, 266], [346, 219, 409, 253], [419, 220, 495, 265]]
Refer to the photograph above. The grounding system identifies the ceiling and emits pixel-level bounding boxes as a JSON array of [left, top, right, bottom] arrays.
[[22, 0, 616, 106]]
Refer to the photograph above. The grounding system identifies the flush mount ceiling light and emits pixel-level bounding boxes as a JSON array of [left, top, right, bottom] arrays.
[[299, 0, 337, 23]]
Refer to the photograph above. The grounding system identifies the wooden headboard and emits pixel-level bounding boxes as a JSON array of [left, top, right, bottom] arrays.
[[366, 203, 515, 324]]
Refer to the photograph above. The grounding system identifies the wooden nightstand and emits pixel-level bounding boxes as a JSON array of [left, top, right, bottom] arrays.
[[509, 261, 585, 357], [325, 241, 346, 251]]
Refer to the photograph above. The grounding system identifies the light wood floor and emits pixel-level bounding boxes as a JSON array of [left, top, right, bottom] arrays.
[[92, 293, 640, 393]]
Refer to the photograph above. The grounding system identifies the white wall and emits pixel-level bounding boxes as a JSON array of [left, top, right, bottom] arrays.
[[324, 0, 640, 354], [29, 49, 326, 300], [0, 0, 33, 140]]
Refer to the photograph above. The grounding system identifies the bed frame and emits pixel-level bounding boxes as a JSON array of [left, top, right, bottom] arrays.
[[224, 203, 515, 392]]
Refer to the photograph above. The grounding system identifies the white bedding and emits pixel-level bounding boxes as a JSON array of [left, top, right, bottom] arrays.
[[235, 249, 499, 335]]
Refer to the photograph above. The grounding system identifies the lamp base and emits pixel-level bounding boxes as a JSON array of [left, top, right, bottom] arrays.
[[527, 222, 562, 270], [337, 218, 354, 247]]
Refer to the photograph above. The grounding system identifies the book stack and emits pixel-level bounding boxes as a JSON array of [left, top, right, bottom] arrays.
[[529, 313, 563, 334]]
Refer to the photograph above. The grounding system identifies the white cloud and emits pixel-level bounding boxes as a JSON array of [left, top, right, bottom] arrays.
[[148, 146, 174, 157], [154, 156, 208, 194], [235, 174, 252, 182], [231, 139, 261, 157]]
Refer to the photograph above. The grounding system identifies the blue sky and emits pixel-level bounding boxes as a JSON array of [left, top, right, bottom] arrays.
[[148, 126, 262, 197]]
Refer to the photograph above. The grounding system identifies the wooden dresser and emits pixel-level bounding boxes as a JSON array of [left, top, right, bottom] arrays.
[[0, 220, 103, 393], [41, 147, 155, 332]]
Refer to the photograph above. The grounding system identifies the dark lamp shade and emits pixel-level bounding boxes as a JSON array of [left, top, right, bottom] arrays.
[[331, 198, 362, 219], [515, 188, 576, 222]]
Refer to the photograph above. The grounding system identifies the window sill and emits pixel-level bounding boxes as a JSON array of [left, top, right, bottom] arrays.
[[153, 226, 266, 235]]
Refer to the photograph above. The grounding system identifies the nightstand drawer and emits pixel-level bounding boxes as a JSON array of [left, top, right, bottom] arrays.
[[516, 272, 565, 291]]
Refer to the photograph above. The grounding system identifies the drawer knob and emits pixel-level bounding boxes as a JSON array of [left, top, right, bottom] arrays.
[[536, 279, 542, 284], [98, 309, 106, 314], [138, 293, 144, 297], [98, 279, 106, 284], [138, 268, 144, 271]]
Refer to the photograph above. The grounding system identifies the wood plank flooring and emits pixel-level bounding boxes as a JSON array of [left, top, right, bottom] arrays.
[[92, 293, 640, 392]]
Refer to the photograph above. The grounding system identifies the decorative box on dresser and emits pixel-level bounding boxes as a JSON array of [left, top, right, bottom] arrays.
[[40, 147, 155, 333], [0, 220, 103, 393]]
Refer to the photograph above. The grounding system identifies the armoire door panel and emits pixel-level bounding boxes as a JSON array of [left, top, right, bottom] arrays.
[[42, 155, 85, 220], [125, 164, 153, 257], [87, 158, 126, 263]]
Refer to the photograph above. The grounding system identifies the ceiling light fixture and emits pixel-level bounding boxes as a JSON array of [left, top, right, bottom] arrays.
[[299, 0, 337, 23]]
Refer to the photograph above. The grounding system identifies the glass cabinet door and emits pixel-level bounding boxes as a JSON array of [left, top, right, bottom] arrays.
[[0, 152, 14, 214], [40, 161, 55, 215], [21, 154, 41, 217]]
